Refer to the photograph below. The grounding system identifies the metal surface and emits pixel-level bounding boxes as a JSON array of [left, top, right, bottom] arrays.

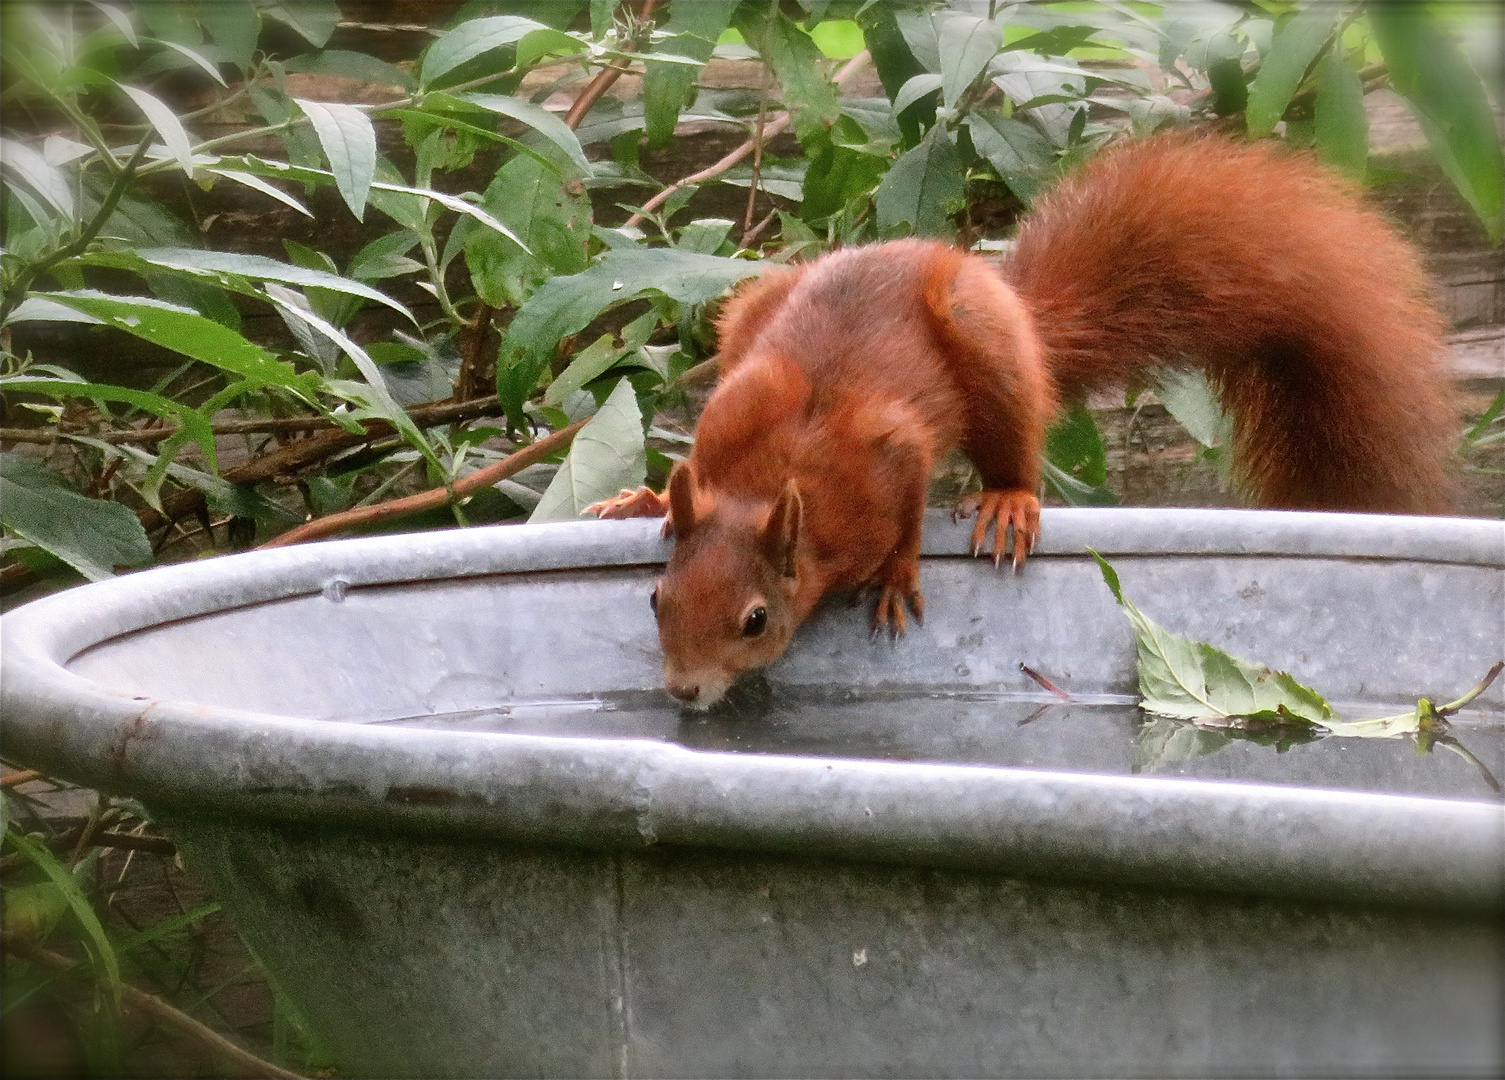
[[3, 508, 1503, 1077]]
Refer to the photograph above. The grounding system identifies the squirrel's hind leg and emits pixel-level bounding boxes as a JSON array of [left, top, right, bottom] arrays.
[[953, 489, 1039, 571]]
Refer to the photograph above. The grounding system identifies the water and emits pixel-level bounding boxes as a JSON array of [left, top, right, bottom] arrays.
[[371, 684, 1505, 803]]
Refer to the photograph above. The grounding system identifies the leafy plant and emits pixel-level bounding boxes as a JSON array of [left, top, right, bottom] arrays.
[[0, 0, 1498, 585]]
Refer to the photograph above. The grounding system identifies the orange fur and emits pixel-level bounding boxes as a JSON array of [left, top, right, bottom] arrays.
[[592, 135, 1460, 706]]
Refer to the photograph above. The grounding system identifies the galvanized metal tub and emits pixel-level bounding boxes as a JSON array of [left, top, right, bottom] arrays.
[[2, 508, 1502, 1078]]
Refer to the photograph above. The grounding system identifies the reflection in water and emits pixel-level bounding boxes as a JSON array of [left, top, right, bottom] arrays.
[[374, 683, 1505, 802]]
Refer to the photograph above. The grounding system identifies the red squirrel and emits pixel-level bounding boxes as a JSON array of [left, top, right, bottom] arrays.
[[590, 134, 1458, 708]]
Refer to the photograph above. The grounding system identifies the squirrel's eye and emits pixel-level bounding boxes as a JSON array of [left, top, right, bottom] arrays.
[[743, 606, 767, 637], [649, 587, 659, 614]]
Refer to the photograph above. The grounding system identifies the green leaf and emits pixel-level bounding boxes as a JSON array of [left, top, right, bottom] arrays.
[[195, 0, 258, 67], [589, 0, 614, 41], [516, 27, 582, 70], [738, 7, 841, 143], [643, 0, 737, 146], [0, 453, 151, 580], [875, 124, 965, 238], [1045, 400, 1106, 487], [455, 92, 591, 175], [372, 179, 530, 251], [1244, 2, 1338, 138], [151, 38, 229, 86], [0, 137, 75, 220], [1041, 459, 1117, 507], [294, 98, 377, 221], [506, 248, 762, 365], [545, 312, 657, 405], [31, 291, 317, 395], [1313, 46, 1366, 180], [1091, 549, 1331, 725], [892, 73, 943, 116], [1371, 3, 1504, 244], [530, 378, 646, 521], [205, 167, 313, 217], [465, 150, 592, 307], [965, 109, 1053, 192], [501, 248, 760, 426], [1152, 369, 1230, 448], [937, 13, 1002, 107], [348, 231, 423, 281], [119, 247, 414, 323], [262, 289, 437, 468], [0, 376, 217, 470], [118, 83, 195, 176], [420, 15, 548, 87], [259, 1, 339, 48], [285, 49, 415, 91]]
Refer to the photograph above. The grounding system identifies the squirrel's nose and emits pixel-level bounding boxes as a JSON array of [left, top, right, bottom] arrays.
[[667, 682, 700, 703]]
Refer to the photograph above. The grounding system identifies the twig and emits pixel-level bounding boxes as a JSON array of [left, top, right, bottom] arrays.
[[624, 50, 871, 229], [0, 395, 512, 446], [257, 419, 586, 548], [744, 30, 775, 235], [564, 0, 660, 130], [741, 207, 779, 249], [0, 932, 305, 1080], [1020, 662, 1071, 700]]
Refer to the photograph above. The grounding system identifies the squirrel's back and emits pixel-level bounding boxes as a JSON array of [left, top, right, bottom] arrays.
[[1009, 134, 1457, 514]]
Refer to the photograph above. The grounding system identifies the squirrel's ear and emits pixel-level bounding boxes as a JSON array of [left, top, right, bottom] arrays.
[[667, 460, 697, 538], [763, 480, 802, 578]]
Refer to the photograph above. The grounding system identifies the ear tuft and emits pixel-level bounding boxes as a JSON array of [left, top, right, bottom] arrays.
[[763, 480, 802, 578], [667, 460, 697, 538]]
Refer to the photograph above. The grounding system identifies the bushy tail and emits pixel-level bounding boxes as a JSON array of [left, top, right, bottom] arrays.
[[1008, 134, 1458, 514]]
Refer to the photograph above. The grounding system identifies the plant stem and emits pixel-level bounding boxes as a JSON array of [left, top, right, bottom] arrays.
[[0, 132, 153, 324], [0, 932, 305, 1080]]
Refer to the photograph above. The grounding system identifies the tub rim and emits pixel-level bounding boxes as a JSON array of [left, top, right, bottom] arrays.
[[2, 508, 1502, 912]]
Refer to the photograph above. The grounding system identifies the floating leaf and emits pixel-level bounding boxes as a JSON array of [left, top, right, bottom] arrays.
[[530, 378, 646, 521], [1091, 550, 1331, 724]]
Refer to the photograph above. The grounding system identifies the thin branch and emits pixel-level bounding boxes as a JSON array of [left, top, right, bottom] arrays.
[[0, 395, 512, 446], [0, 932, 305, 1080], [564, 0, 660, 130], [257, 419, 586, 548], [625, 50, 871, 228]]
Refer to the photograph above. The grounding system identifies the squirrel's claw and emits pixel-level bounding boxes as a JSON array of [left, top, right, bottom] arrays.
[[871, 562, 924, 640], [955, 489, 1040, 571], [586, 486, 670, 521]]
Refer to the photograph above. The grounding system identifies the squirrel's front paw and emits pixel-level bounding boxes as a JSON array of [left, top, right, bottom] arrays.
[[585, 486, 669, 520], [953, 488, 1040, 570], [871, 560, 924, 640]]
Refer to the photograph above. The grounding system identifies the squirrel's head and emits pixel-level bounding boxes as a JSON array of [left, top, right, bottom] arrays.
[[651, 461, 804, 709]]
